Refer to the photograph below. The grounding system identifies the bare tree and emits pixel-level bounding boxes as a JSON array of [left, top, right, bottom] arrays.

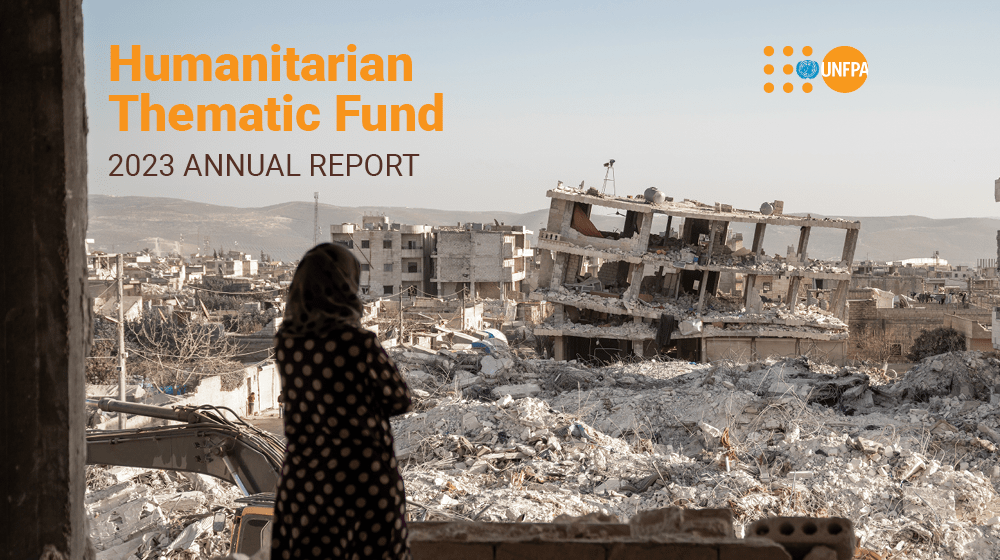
[[849, 325, 895, 364], [124, 315, 248, 391]]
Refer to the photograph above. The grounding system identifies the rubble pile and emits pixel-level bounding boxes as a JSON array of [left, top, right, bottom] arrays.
[[85, 465, 241, 559], [389, 351, 1000, 559], [892, 351, 1000, 402], [85, 349, 1000, 559]]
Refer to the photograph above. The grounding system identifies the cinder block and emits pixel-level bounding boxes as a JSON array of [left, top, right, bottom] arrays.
[[747, 517, 855, 560], [496, 542, 606, 560], [607, 542, 715, 560], [719, 538, 792, 560], [411, 541, 494, 560]]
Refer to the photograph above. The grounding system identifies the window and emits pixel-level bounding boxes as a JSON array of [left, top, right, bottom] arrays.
[[383, 285, 393, 295], [408, 262, 418, 273], [384, 263, 393, 272], [383, 240, 392, 249], [407, 240, 417, 250], [334, 239, 353, 249], [361, 240, 370, 249], [762, 282, 772, 292], [361, 263, 370, 271], [360, 286, 369, 294]]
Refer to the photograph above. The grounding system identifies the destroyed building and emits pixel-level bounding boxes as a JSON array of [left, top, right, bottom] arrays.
[[431, 222, 534, 299], [330, 215, 435, 296], [531, 184, 860, 363]]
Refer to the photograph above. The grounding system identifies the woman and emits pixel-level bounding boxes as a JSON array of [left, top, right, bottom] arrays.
[[271, 243, 413, 559]]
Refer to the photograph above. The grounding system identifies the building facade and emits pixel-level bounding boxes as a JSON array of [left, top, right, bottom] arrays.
[[431, 224, 533, 299], [330, 216, 434, 296]]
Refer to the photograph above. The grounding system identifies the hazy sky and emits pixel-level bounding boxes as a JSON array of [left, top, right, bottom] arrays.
[[84, 1, 1000, 218]]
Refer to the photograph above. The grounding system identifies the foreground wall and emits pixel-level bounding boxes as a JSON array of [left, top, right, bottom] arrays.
[[2, 0, 90, 556], [704, 338, 847, 365]]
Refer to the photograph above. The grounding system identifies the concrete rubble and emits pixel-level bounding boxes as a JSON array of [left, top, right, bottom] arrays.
[[389, 349, 1000, 559], [85, 465, 242, 559], [87, 348, 1000, 559]]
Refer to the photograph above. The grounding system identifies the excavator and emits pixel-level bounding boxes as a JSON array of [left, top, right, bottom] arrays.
[[86, 398, 282, 555]]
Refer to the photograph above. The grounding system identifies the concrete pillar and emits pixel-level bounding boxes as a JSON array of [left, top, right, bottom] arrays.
[[786, 276, 802, 311], [622, 263, 645, 301], [752, 223, 767, 255], [636, 211, 653, 252], [744, 274, 758, 308], [553, 336, 566, 361], [796, 226, 812, 261], [2, 0, 90, 557], [841, 228, 860, 267], [550, 253, 569, 287]]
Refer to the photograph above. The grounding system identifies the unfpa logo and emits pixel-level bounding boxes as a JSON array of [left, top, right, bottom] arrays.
[[764, 45, 867, 93]]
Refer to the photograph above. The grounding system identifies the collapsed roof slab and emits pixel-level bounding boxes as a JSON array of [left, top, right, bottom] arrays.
[[547, 187, 861, 231]]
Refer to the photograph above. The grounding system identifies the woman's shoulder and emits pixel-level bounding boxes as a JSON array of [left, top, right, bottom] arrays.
[[277, 326, 377, 345]]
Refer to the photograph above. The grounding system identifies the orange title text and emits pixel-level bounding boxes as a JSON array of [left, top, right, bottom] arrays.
[[107, 44, 443, 132]]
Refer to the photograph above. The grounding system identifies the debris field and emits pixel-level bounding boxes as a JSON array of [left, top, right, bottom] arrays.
[[86, 348, 1000, 559]]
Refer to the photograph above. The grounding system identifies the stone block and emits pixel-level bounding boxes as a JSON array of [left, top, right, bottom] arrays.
[[411, 541, 495, 560], [607, 542, 715, 560], [497, 542, 605, 560], [492, 383, 541, 399], [719, 539, 792, 560]]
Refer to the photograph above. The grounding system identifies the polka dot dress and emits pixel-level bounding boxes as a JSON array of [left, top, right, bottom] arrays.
[[271, 327, 413, 559]]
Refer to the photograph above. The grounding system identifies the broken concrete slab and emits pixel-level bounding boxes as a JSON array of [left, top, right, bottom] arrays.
[[492, 383, 541, 399]]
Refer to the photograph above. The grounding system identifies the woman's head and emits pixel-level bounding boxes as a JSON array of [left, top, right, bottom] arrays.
[[279, 243, 364, 337]]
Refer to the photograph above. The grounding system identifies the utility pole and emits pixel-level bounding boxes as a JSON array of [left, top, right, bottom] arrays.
[[313, 192, 319, 246], [398, 286, 404, 345], [117, 253, 127, 429], [460, 287, 466, 331]]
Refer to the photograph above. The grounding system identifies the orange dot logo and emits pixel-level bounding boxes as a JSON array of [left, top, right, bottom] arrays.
[[822, 46, 867, 93]]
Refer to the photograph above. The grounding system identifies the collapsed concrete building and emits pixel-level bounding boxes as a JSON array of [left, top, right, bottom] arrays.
[[532, 184, 860, 363]]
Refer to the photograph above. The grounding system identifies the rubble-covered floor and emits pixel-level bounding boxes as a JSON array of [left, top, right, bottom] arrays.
[[87, 349, 1000, 559]]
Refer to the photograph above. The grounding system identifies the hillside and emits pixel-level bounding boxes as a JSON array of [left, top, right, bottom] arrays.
[[87, 195, 1000, 265]]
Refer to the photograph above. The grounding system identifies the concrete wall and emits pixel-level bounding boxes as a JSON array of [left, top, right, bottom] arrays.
[[3, 1, 90, 555], [850, 275, 926, 295], [94, 363, 281, 430], [849, 298, 990, 356], [945, 314, 993, 352], [704, 337, 847, 365]]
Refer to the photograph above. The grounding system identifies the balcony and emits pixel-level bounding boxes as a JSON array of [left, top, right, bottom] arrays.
[[401, 248, 424, 259]]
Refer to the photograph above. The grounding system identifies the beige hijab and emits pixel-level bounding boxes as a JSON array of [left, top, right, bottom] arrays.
[[278, 243, 364, 338]]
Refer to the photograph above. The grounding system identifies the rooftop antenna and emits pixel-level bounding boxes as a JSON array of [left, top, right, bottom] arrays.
[[313, 192, 320, 246], [602, 159, 616, 195]]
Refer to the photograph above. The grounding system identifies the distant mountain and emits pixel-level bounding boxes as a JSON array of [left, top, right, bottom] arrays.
[[87, 195, 550, 261], [87, 195, 1000, 266]]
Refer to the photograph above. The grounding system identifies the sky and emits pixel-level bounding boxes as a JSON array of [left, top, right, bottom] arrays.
[[83, 1, 1000, 218]]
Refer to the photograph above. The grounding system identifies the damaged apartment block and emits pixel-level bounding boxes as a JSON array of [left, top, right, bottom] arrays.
[[532, 184, 860, 364]]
